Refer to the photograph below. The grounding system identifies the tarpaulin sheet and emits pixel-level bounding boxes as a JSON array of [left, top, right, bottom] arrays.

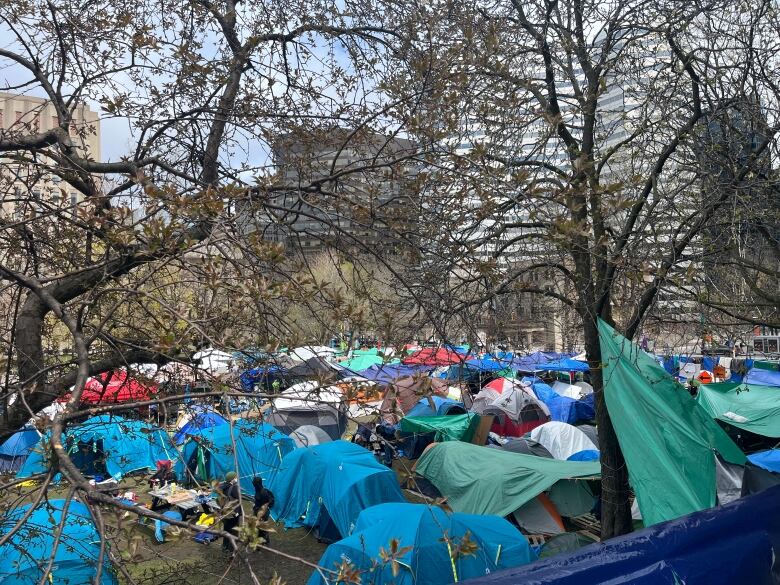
[[745, 367, 780, 387], [460, 484, 780, 585], [535, 358, 589, 373], [696, 382, 780, 437], [414, 442, 599, 517], [400, 413, 480, 442], [525, 379, 595, 425], [358, 363, 434, 384], [748, 449, 780, 473], [599, 319, 745, 526]]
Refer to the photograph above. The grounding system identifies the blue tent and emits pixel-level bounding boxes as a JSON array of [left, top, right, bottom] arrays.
[[748, 449, 780, 473], [308, 503, 535, 585], [172, 408, 227, 445], [0, 427, 40, 473], [745, 367, 780, 386], [176, 419, 294, 496], [406, 396, 467, 417], [0, 499, 117, 584], [511, 351, 555, 372], [460, 484, 780, 585], [358, 364, 434, 384], [269, 440, 405, 542], [525, 379, 595, 424], [18, 415, 176, 480]]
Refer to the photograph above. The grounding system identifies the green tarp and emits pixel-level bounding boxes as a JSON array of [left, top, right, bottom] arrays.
[[696, 382, 780, 438], [599, 319, 745, 527], [340, 352, 399, 371], [414, 442, 600, 517], [400, 413, 480, 442]]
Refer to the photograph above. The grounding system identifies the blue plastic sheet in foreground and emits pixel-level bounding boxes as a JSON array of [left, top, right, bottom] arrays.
[[460, 484, 780, 585]]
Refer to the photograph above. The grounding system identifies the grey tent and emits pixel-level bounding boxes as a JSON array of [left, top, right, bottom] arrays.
[[266, 382, 347, 440], [290, 425, 333, 447]]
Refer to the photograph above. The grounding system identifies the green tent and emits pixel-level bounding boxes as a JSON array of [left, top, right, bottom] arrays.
[[696, 382, 780, 438], [340, 352, 399, 371], [400, 413, 481, 442], [598, 319, 745, 526], [414, 441, 600, 517]]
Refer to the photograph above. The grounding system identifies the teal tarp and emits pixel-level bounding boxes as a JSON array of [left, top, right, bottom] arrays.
[[599, 319, 745, 526], [269, 440, 404, 539], [308, 503, 535, 585], [400, 413, 480, 442], [0, 499, 117, 584], [177, 419, 294, 496], [415, 442, 600, 517], [697, 382, 780, 438], [18, 414, 177, 480]]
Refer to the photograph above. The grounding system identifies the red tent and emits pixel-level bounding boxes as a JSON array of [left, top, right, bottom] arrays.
[[401, 348, 467, 366], [73, 370, 157, 404]]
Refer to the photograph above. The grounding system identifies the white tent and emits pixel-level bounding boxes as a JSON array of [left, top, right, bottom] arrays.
[[489, 384, 551, 420], [289, 346, 338, 362], [193, 348, 234, 374], [528, 421, 598, 461]]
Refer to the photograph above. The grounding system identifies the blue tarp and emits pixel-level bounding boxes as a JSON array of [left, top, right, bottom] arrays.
[[464, 356, 516, 372], [269, 441, 404, 541], [239, 365, 284, 391], [460, 484, 780, 585], [173, 409, 227, 445], [745, 367, 780, 387], [524, 378, 595, 424], [748, 450, 780, 473], [18, 415, 176, 480], [177, 419, 294, 496], [406, 396, 466, 417], [308, 503, 535, 585], [0, 427, 39, 472], [512, 351, 556, 372], [357, 363, 434, 384], [0, 499, 117, 584], [535, 358, 589, 373]]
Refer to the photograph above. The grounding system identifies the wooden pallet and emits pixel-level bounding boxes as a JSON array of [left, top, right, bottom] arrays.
[[569, 513, 601, 540]]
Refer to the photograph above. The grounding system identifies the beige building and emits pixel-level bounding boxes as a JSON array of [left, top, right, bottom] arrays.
[[0, 92, 100, 217]]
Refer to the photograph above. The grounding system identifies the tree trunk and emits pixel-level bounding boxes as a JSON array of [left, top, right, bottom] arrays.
[[583, 315, 633, 538]]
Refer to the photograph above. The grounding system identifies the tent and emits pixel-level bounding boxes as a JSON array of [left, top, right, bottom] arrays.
[[172, 407, 227, 445], [599, 319, 745, 526], [528, 422, 599, 461], [0, 499, 117, 584], [405, 395, 467, 417], [400, 413, 481, 442], [285, 356, 355, 382], [524, 378, 595, 425], [308, 503, 535, 585], [414, 442, 600, 517], [465, 355, 517, 372], [269, 441, 405, 542], [379, 375, 449, 424], [288, 346, 339, 362], [76, 369, 157, 404], [512, 351, 557, 372], [193, 348, 234, 373], [459, 484, 780, 585], [19, 415, 177, 480], [499, 438, 554, 458], [290, 425, 332, 447], [177, 419, 294, 495], [0, 427, 40, 473], [239, 365, 286, 392], [696, 382, 780, 438], [471, 381, 551, 437], [402, 347, 468, 366], [357, 363, 435, 385], [744, 367, 780, 386], [266, 382, 348, 440]]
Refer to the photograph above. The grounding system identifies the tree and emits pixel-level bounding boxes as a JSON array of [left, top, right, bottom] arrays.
[[392, 0, 780, 536]]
